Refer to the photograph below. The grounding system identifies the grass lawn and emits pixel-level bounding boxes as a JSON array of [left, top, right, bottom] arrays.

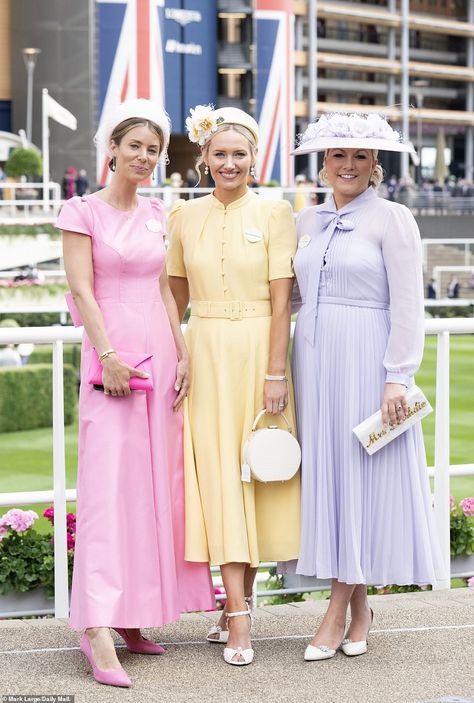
[[0, 335, 473, 534]]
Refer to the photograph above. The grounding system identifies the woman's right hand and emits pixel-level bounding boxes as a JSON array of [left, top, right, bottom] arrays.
[[101, 354, 149, 397]]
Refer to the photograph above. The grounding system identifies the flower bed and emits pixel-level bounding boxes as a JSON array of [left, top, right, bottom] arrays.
[[0, 507, 74, 598]]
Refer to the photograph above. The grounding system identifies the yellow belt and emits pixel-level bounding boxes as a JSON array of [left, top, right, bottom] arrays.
[[191, 300, 272, 321]]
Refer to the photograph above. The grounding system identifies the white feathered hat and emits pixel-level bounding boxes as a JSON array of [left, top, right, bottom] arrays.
[[292, 112, 416, 155], [94, 98, 171, 157]]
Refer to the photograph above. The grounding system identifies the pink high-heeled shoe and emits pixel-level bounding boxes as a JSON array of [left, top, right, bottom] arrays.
[[113, 628, 166, 655], [80, 633, 132, 688]]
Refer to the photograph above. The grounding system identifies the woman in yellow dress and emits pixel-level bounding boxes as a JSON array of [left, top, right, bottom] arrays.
[[167, 105, 300, 666]]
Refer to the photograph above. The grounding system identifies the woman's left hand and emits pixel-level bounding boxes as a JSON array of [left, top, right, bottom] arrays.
[[173, 357, 190, 411], [264, 380, 288, 416], [381, 383, 408, 426]]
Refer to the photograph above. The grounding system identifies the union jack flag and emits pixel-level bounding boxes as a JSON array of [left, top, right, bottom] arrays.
[[255, 0, 294, 187], [96, 0, 165, 185]]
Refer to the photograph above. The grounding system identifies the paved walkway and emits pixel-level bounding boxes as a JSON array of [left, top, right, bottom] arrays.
[[0, 589, 473, 703]]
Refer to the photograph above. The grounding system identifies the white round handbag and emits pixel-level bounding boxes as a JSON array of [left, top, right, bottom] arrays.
[[243, 409, 301, 482]]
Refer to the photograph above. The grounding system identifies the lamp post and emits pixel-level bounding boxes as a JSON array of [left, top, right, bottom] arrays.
[[22, 47, 41, 143], [413, 79, 429, 185]]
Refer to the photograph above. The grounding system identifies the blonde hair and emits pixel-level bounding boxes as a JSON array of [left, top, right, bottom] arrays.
[[195, 124, 257, 185], [319, 149, 384, 189]]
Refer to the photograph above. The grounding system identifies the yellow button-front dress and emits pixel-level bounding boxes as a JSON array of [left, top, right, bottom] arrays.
[[167, 190, 300, 567]]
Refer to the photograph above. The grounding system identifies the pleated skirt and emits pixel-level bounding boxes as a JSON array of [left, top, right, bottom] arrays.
[[292, 300, 443, 586]]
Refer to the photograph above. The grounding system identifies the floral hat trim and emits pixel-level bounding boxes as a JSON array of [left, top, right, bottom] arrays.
[[185, 104, 225, 146], [292, 112, 415, 155]]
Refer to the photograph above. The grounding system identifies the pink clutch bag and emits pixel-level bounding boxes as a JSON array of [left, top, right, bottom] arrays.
[[88, 351, 154, 391]]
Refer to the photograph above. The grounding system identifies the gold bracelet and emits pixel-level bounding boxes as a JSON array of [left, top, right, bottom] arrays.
[[99, 348, 116, 362]]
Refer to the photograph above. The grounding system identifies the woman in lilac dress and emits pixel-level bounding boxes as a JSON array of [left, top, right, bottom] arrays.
[[291, 113, 443, 661]]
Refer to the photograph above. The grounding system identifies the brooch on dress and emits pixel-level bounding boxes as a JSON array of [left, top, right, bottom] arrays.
[[145, 219, 162, 233], [244, 228, 263, 243], [298, 234, 311, 248]]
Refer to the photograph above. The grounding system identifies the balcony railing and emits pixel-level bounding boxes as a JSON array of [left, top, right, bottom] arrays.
[[0, 318, 473, 617]]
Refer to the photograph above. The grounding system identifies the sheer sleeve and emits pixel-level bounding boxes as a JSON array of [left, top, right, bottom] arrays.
[[166, 199, 187, 277], [382, 204, 425, 386], [268, 200, 296, 280], [54, 196, 93, 236]]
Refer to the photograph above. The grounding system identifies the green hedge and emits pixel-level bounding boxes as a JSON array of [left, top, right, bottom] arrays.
[[0, 364, 77, 432], [0, 224, 57, 237], [28, 344, 82, 370]]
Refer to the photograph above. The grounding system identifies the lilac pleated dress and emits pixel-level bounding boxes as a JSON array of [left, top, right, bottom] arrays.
[[292, 187, 443, 586]]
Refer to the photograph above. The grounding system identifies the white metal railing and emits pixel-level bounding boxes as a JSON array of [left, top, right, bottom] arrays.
[[0, 318, 473, 617], [0, 186, 331, 222]]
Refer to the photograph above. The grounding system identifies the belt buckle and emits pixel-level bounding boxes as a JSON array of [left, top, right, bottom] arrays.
[[230, 300, 242, 321]]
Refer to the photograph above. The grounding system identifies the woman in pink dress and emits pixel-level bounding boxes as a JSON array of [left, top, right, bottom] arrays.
[[56, 99, 215, 688]]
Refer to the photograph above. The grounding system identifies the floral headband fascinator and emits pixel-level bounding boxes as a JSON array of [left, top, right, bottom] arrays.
[[292, 112, 416, 155], [185, 104, 259, 146]]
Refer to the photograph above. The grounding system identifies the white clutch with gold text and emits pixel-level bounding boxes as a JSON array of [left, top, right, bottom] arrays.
[[352, 385, 433, 456]]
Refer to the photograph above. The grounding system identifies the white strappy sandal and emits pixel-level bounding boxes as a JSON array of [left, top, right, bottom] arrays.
[[223, 605, 254, 666], [207, 596, 253, 645]]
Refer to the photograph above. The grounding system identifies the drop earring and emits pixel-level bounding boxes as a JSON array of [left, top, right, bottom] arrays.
[[109, 157, 116, 172], [250, 165, 256, 177], [204, 165, 209, 175]]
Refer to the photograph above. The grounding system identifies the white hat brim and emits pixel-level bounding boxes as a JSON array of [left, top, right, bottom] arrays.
[[292, 137, 416, 156]]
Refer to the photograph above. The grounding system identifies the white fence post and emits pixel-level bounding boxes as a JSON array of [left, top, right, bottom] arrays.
[[52, 339, 69, 618], [433, 330, 451, 590]]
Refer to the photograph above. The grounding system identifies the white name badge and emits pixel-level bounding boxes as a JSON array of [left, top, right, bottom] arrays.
[[245, 228, 263, 243], [298, 234, 311, 248], [146, 219, 162, 233]]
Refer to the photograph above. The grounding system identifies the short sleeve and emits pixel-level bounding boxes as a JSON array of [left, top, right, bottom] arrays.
[[149, 197, 166, 236], [55, 196, 93, 237], [268, 200, 296, 280], [166, 199, 187, 278], [382, 204, 425, 386]]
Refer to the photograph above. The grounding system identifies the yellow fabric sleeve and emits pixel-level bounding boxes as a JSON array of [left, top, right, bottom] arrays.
[[166, 199, 187, 278], [268, 200, 296, 280]]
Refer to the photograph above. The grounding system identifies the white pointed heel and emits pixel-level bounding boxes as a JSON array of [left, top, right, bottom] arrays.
[[341, 607, 374, 657], [304, 644, 337, 661], [222, 605, 254, 666], [207, 596, 252, 644]]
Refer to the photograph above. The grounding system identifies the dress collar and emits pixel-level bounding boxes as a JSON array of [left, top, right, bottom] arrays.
[[325, 186, 378, 215], [210, 189, 254, 210]]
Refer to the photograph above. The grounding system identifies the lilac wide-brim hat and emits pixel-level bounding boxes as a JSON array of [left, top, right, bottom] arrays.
[[292, 112, 416, 155]]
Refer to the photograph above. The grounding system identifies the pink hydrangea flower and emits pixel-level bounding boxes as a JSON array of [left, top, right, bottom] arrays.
[[1, 509, 38, 533], [460, 497, 474, 517], [467, 576, 474, 588], [0, 524, 8, 540], [449, 495, 456, 511]]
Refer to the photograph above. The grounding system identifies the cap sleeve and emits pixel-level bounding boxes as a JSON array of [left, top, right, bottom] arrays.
[[55, 196, 93, 237], [382, 203, 425, 386], [268, 200, 296, 280], [166, 199, 187, 278], [149, 197, 166, 235]]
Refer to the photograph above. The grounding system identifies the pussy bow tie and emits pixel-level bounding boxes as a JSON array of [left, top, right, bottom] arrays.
[[301, 209, 355, 345]]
